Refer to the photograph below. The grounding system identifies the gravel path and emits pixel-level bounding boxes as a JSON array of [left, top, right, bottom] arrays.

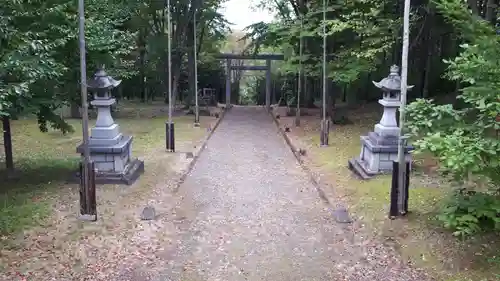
[[156, 106, 432, 281]]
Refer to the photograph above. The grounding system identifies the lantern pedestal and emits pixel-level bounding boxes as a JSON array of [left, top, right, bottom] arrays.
[[77, 136, 144, 185], [348, 135, 413, 180], [348, 65, 413, 180], [76, 98, 144, 185]]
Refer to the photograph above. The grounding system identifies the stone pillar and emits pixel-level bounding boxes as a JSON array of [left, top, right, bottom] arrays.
[[89, 98, 121, 146], [348, 65, 414, 179], [226, 59, 231, 107], [265, 59, 271, 110], [76, 67, 144, 185]]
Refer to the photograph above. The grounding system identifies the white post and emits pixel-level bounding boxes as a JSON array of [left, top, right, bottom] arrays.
[[78, 0, 91, 217], [320, 0, 329, 146], [193, 9, 199, 125], [322, 0, 327, 123], [295, 16, 303, 127], [167, 0, 172, 132], [397, 0, 411, 214]]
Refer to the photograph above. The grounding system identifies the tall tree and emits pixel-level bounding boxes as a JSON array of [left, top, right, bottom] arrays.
[[0, 0, 136, 170]]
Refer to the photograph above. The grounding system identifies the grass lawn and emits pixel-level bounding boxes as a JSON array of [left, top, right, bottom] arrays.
[[0, 101, 220, 279], [276, 104, 500, 281]]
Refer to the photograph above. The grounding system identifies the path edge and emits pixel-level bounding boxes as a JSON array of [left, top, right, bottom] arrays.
[[172, 109, 226, 192], [269, 111, 335, 207]]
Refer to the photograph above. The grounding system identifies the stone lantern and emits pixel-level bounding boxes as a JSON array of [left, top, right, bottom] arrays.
[[348, 65, 413, 179], [76, 66, 144, 185]]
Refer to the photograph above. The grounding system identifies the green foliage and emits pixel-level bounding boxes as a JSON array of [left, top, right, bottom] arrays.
[[488, 256, 500, 280], [407, 0, 500, 236], [0, 0, 69, 115], [246, 0, 398, 85], [438, 191, 500, 237], [406, 99, 499, 183], [407, 1, 500, 186], [0, 0, 138, 133], [320, 0, 398, 84], [281, 78, 296, 106], [124, 0, 228, 103]]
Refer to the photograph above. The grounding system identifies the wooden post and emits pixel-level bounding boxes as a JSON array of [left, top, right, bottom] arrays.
[[79, 161, 97, 221], [390, 160, 410, 218], [2, 116, 14, 171]]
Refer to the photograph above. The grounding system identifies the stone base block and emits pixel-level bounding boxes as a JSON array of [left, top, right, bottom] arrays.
[[348, 132, 413, 180], [78, 135, 132, 154], [348, 157, 378, 180], [90, 148, 130, 173], [72, 158, 144, 185], [77, 135, 133, 172], [94, 158, 144, 185], [75, 135, 144, 185], [360, 142, 412, 172]]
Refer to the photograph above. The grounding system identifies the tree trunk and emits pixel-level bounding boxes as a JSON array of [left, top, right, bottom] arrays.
[[467, 0, 480, 15], [326, 78, 334, 118], [421, 34, 433, 98], [485, 0, 496, 24], [392, 0, 402, 64], [137, 28, 147, 102], [421, 9, 434, 98], [2, 116, 14, 172], [363, 72, 372, 102], [187, 49, 195, 107], [172, 73, 181, 106], [186, 24, 195, 108], [139, 49, 146, 102], [70, 102, 81, 119], [166, 0, 203, 106]]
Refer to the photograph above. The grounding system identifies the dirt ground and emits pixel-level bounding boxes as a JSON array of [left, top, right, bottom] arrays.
[[273, 105, 500, 281], [0, 103, 222, 281]]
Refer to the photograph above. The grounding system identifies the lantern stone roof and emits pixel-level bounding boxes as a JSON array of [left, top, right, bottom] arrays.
[[87, 66, 122, 90], [372, 65, 414, 92], [372, 65, 402, 92]]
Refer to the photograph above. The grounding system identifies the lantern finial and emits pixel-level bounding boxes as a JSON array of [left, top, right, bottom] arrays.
[[389, 65, 399, 76]]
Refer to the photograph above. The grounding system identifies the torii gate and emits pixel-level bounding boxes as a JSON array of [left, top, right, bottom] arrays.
[[216, 53, 285, 110]]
